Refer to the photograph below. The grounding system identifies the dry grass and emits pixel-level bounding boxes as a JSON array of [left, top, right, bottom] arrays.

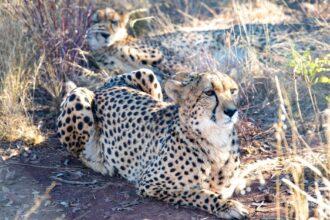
[[273, 75, 329, 219], [3, 0, 95, 101], [0, 0, 329, 218], [0, 0, 94, 144], [0, 9, 43, 145]]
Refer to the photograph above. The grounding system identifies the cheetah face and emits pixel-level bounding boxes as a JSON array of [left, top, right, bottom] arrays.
[[165, 72, 239, 144], [87, 8, 128, 50]]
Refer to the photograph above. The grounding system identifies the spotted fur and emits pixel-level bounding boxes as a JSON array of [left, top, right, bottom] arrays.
[[57, 68, 248, 219], [57, 68, 162, 157], [87, 8, 321, 78]]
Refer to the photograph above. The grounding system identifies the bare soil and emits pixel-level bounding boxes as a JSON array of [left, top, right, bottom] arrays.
[[0, 131, 283, 220]]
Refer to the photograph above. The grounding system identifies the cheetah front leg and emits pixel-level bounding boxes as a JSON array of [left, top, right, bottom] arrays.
[[138, 186, 248, 219]]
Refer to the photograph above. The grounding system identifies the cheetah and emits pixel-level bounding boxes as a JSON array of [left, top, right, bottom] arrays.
[[57, 68, 248, 219], [87, 7, 321, 78]]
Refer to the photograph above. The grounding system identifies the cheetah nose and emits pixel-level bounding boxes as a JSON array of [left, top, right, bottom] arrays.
[[101, 32, 110, 39], [224, 108, 237, 118]]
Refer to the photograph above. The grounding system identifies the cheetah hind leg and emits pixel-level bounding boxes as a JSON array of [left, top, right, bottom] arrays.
[[57, 83, 95, 157], [57, 82, 108, 175]]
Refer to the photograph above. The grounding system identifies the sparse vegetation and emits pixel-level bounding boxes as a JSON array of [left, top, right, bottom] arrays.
[[0, 0, 94, 144], [0, 0, 329, 219], [0, 9, 43, 145], [289, 50, 330, 85]]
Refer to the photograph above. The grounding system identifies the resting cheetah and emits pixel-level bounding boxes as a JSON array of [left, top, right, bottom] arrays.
[[87, 8, 320, 78], [57, 68, 248, 219]]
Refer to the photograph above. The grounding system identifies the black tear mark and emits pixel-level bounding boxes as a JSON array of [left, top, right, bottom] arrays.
[[211, 85, 218, 122]]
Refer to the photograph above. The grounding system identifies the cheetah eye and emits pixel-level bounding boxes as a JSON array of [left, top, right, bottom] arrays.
[[230, 88, 238, 95], [204, 89, 215, 96], [111, 20, 119, 25]]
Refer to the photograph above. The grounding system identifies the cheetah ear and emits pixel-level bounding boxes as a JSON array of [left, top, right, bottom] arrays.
[[61, 80, 77, 99], [63, 81, 77, 94], [164, 80, 188, 104]]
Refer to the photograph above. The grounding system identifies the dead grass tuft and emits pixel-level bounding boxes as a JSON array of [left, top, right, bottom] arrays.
[[0, 0, 97, 145], [0, 8, 44, 145], [3, 0, 95, 98]]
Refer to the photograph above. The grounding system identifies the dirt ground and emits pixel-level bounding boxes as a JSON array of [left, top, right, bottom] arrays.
[[1, 133, 283, 220]]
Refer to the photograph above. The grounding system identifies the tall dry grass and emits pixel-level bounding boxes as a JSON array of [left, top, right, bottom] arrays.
[[7, 0, 94, 97], [0, 9, 43, 145], [0, 0, 95, 144]]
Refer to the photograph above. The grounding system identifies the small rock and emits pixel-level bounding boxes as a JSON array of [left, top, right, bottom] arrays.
[[63, 159, 69, 166], [257, 186, 264, 191], [2, 186, 10, 193], [4, 169, 16, 180], [264, 194, 274, 203], [72, 206, 81, 213], [60, 201, 69, 208], [5, 200, 13, 207], [44, 200, 51, 207], [30, 154, 38, 160]]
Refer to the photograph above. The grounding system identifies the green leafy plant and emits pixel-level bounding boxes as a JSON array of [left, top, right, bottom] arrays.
[[289, 49, 330, 85]]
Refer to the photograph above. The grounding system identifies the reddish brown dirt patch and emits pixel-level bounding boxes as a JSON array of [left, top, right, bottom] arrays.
[[1, 134, 279, 219]]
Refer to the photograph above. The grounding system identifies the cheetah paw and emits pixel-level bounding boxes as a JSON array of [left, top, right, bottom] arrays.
[[216, 200, 248, 220]]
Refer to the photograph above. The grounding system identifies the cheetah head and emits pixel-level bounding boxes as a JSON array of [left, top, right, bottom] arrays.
[[87, 8, 129, 50], [165, 72, 239, 147]]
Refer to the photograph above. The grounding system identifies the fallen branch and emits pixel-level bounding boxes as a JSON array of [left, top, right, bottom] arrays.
[[112, 199, 142, 211], [3, 161, 81, 170], [92, 181, 121, 191], [23, 181, 57, 219], [50, 176, 98, 185], [73, 210, 91, 220]]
